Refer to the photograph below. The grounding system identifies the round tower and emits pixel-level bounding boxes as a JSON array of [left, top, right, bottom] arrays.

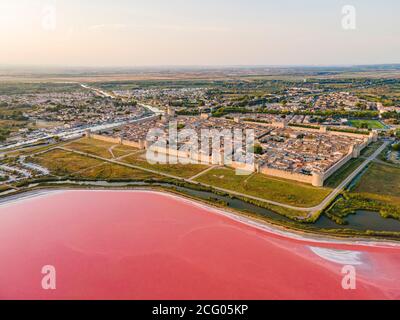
[[312, 172, 324, 187]]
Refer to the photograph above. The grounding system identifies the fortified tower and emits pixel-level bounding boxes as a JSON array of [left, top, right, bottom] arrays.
[[349, 144, 361, 158], [234, 116, 241, 124], [271, 121, 287, 129], [311, 172, 324, 187], [167, 106, 176, 118], [369, 130, 379, 142], [138, 139, 146, 150]]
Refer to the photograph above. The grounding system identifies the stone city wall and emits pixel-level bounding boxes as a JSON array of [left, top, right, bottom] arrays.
[[259, 166, 314, 185], [88, 134, 121, 145], [86, 133, 146, 150], [87, 119, 377, 187], [322, 152, 354, 182]]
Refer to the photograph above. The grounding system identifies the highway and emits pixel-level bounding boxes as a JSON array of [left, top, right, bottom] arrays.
[[0, 82, 159, 153], [0, 114, 158, 153]]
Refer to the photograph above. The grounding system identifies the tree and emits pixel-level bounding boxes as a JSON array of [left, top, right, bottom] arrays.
[[252, 144, 263, 155]]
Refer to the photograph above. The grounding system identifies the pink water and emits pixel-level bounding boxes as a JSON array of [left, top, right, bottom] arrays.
[[0, 190, 399, 300]]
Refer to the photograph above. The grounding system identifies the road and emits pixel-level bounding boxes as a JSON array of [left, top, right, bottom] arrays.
[[57, 146, 312, 212], [305, 140, 390, 215], [187, 165, 220, 181], [0, 114, 156, 152], [0, 83, 162, 153], [79, 84, 116, 99], [80, 83, 164, 115], [57, 141, 388, 216], [58, 146, 186, 181]]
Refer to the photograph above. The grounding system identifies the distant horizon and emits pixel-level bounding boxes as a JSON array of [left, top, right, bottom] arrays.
[[1, 1, 399, 66], [1, 63, 400, 71]]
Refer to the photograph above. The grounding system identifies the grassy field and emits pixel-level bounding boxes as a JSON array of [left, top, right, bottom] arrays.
[[4, 142, 65, 158], [353, 163, 400, 199], [194, 167, 330, 207], [112, 145, 141, 158], [0, 82, 81, 95], [348, 119, 385, 129], [0, 120, 29, 131], [72, 162, 162, 180], [360, 141, 383, 157], [332, 162, 400, 220], [31, 149, 102, 176], [31, 148, 162, 181], [64, 138, 137, 159], [121, 151, 210, 178], [0, 185, 12, 192], [324, 158, 364, 188], [326, 163, 400, 222]]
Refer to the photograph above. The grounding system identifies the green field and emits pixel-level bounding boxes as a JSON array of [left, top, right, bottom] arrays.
[[324, 158, 364, 188], [121, 151, 210, 178], [0, 185, 12, 192], [32, 138, 210, 180], [31, 148, 162, 181], [64, 138, 137, 159], [325, 162, 400, 222], [360, 141, 383, 157], [348, 119, 385, 129], [194, 167, 330, 207], [72, 162, 162, 180], [31, 149, 103, 176], [0, 82, 81, 95], [353, 163, 400, 200], [4, 142, 66, 158]]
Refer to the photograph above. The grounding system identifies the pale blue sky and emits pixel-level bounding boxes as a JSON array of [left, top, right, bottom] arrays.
[[1, 0, 399, 66]]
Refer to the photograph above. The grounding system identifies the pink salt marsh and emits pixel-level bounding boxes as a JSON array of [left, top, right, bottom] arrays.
[[0, 190, 399, 299]]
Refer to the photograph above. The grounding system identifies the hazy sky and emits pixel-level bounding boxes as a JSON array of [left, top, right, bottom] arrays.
[[1, 0, 399, 67]]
